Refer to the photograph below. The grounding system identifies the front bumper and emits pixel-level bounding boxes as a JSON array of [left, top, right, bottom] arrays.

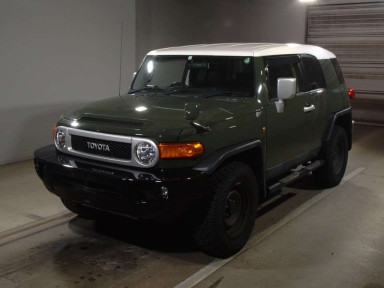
[[34, 145, 208, 220]]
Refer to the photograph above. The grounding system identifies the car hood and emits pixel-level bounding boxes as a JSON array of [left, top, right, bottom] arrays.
[[59, 93, 256, 141]]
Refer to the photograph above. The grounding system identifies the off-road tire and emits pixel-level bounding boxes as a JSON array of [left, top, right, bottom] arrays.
[[193, 162, 258, 258], [314, 125, 348, 188], [61, 198, 97, 219]]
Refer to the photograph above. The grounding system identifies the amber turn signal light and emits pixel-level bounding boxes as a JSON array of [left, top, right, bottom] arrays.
[[159, 142, 203, 159], [52, 125, 56, 140]]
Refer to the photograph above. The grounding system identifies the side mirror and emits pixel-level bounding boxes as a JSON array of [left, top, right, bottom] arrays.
[[275, 78, 297, 113], [277, 78, 296, 100], [132, 72, 137, 79]]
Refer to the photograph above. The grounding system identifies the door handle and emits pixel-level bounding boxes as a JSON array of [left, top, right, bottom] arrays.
[[304, 104, 315, 113]]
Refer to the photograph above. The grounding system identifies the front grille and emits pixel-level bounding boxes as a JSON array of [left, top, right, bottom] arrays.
[[71, 135, 132, 160]]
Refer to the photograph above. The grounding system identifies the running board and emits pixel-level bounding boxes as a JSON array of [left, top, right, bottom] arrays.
[[267, 160, 324, 193]]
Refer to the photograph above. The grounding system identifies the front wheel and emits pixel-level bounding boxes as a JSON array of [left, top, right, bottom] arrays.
[[314, 125, 349, 188], [193, 162, 258, 258]]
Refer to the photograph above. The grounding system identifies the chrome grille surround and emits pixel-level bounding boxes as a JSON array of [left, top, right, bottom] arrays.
[[54, 126, 159, 168]]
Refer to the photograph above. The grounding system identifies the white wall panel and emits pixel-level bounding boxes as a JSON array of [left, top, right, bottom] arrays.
[[0, 0, 135, 164]]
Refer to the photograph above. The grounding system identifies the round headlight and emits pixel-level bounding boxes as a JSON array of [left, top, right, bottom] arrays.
[[54, 128, 67, 149], [135, 141, 157, 166]]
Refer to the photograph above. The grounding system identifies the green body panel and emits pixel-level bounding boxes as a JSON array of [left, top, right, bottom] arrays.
[[57, 93, 264, 169], [58, 94, 186, 142], [178, 97, 264, 169], [255, 57, 321, 169], [57, 56, 350, 171], [308, 88, 329, 148], [319, 59, 350, 113], [264, 92, 313, 168], [254, 57, 313, 169]]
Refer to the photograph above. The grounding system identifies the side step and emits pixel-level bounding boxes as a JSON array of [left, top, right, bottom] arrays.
[[267, 160, 324, 193]]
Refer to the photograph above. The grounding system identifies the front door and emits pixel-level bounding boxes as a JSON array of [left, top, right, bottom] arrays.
[[264, 55, 313, 174]]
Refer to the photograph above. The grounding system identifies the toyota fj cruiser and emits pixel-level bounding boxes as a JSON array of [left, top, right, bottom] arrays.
[[35, 43, 353, 258]]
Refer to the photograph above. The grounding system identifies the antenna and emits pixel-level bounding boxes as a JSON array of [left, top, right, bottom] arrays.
[[118, 21, 123, 96]]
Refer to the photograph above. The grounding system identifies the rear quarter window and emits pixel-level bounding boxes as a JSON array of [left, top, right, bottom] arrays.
[[301, 55, 326, 90], [330, 58, 345, 84]]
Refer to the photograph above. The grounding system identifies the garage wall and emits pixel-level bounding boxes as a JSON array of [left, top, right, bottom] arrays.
[[135, 0, 380, 66], [135, 0, 307, 66], [136, 0, 383, 125], [0, 0, 135, 165], [307, 1, 384, 124], [2, 0, 382, 165]]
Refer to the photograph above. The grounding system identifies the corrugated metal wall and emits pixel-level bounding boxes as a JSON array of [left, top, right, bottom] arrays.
[[307, 2, 384, 124]]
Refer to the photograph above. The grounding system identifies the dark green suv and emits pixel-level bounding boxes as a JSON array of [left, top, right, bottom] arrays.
[[34, 43, 353, 258]]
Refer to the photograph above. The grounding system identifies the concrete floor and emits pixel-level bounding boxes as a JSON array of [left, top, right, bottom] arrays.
[[0, 125, 383, 288], [0, 161, 67, 232]]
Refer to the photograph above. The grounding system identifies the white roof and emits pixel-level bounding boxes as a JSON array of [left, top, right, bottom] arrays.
[[147, 43, 336, 60]]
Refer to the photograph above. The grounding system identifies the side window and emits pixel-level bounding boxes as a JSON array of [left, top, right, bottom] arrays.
[[265, 57, 303, 100], [330, 58, 345, 84], [301, 55, 326, 90]]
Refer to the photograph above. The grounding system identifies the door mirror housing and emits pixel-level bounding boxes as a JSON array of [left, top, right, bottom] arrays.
[[274, 78, 297, 113], [277, 78, 296, 100]]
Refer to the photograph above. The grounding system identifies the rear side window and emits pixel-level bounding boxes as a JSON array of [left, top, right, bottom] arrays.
[[265, 56, 303, 100], [301, 55, 326, 90], [330, 58, 345, 84]]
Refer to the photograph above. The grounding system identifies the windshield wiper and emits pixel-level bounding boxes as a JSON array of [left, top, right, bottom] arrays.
[[196, 91, 233, 98], [165, 82, 190, 95], [168, 82, 189, 89], [165, 82, 202, 95], [128, 85, 164, 94]]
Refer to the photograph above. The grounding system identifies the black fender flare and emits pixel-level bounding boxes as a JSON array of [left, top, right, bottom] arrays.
[[324, 107, 352, 150], [193, 140, 266, 197]]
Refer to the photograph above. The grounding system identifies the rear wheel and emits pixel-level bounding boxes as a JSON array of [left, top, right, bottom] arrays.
[[193, 162, 258, 258], [314, 126, 348, 188], [61, 198, 97, 219]]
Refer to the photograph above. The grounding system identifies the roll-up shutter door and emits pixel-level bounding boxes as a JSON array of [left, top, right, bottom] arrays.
[[307, 2, 384, 124]]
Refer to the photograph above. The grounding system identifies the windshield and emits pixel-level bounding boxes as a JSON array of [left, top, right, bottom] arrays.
[[132, 55, 255, 97]]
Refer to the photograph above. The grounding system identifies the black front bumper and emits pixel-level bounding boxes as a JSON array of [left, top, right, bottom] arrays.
[[34, 145, 208, 220]]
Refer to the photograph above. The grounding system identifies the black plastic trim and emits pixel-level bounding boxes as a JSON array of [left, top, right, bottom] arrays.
[[193, 140, 263, 175], [34, 145, 209, 220], [268, 160, 324, 193], [265, 145, 321, 181], [324, 107, 352, 144]]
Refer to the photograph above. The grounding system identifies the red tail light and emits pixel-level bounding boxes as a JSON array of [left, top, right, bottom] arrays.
[[348, 88, 355, 99]]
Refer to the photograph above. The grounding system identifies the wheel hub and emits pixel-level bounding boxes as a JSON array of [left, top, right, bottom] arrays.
[[225, 190, 242, 227]]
